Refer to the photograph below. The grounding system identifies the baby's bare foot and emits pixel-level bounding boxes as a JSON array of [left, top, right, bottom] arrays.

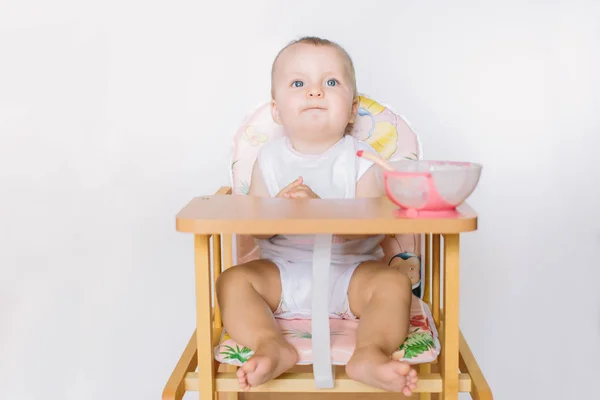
[[346, 346, 418, 395], [236, 339, 298, 391]]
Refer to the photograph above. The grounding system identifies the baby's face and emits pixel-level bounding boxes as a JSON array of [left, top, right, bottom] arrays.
[[271, 43, 357, 143]]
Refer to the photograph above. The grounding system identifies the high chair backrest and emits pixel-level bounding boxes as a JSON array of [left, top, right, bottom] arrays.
[[230, 95, 426, 297]]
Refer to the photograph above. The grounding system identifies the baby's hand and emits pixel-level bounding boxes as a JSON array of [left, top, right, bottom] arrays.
[[287, 184, 320, 199], [276, 177, 304, 198], [276, 177, 320, 199]]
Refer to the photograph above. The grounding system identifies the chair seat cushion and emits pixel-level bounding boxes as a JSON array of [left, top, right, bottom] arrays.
[[214, 295, 439, 366]]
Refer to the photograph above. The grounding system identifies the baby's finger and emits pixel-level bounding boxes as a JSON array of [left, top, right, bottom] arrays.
[[284, 177, 303, 190], [285, 185, 306, 195], [292, 188, 318, 198], [289, 188, 309, 198], [279, 177, 303, 196]]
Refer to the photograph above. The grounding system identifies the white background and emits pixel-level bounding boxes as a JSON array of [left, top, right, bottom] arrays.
[[1, 1, 599, 399]]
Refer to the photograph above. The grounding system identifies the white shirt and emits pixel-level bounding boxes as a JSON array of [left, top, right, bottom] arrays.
[[256, 134, 384, 263]]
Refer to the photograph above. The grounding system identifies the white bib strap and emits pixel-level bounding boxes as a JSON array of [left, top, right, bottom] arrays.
[[311, 234, 334, 388]]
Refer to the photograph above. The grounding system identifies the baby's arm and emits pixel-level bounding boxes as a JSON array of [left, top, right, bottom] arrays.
[[248, 160, 276, 240], [336, 164, 384, 240], [356, 163, 384, 199]]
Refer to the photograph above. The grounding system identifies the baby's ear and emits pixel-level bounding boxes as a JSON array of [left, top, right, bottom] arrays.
[[349, 96, 359, 123], [270, 100, 282, 125]]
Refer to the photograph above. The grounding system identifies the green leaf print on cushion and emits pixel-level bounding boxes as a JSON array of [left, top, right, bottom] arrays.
[[238, 180, 250, 195], [398, 331, 435, 359], [220, 344, 253, 364]]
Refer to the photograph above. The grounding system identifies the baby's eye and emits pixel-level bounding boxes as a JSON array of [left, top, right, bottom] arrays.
[[326, 79, 338, 87], [292, 81, 304, 88]]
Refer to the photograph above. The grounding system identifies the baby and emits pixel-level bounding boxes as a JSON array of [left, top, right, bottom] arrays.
[[216, 37, 417, 395]]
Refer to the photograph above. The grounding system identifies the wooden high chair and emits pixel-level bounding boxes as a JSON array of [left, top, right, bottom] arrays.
[[163, 95, 492, 400], [162, 189, 492, 400]]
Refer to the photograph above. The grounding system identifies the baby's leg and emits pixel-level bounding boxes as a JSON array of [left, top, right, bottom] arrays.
[[345, 261, 418, 395], [216, 259, 298, 391]]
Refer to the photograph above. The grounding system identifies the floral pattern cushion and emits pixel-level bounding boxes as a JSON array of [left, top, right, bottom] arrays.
[[214, 295, 439, 366]]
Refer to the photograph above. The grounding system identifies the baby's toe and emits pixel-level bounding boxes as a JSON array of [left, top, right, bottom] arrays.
[[394, 362, 411, 375]]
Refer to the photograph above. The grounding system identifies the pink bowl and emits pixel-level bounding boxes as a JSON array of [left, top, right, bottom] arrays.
[[384, 160, 482, 217]]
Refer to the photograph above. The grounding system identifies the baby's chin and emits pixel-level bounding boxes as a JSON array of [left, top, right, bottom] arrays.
[[294, 114, 346, 127], [288, 121, 346, 137]]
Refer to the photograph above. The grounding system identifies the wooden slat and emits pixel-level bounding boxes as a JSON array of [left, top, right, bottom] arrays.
[[432, 234, 441, 327], [212, 327, 223, 346], [195, 234, 216, 400], [222, 233, 233, 270], [440, 234, 460, 400], [176, 196, 478, 235], [216, 188, 234, 271], [184, 371, 472, 393], [222, 365, 239, 400], [212, 234, 223, 329], [424, 234, 431, 306], [162, 331, 198, 400], [459, 331, 493, 400], [420, 363, 432, 400]]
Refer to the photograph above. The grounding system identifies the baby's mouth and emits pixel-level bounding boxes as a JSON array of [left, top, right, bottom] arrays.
[[303, 106, 327, 112]]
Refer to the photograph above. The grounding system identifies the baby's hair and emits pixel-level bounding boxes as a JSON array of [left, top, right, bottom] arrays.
[[271, 36, 358, 134]]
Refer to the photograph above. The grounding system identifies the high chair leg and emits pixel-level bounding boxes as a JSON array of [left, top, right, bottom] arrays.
[[459, 332, 493, 400], [195, 234, 216, 400], [162, 330, 198, 400], [440, 234, 460, 400]]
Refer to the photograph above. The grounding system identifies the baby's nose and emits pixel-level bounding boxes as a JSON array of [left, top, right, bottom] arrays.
[[307, 87, 324, 98]]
